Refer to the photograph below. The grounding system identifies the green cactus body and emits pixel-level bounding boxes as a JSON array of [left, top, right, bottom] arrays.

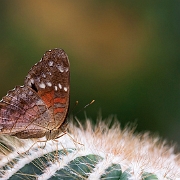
[[0, 120, 179, 180]]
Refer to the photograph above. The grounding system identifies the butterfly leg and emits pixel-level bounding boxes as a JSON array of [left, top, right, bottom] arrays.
[[56, 132, 84, 147]]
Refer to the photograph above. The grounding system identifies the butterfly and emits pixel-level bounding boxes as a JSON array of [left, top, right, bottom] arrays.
[[0, 49, 70, 140]]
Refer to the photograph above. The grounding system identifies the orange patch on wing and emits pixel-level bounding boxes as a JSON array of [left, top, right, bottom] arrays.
[[54, 107, 65, 114], [38, 90, 54, 108], [54, 97, 67, 104]]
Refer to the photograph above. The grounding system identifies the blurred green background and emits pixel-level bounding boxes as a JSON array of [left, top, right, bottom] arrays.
[[0, 1, 180, 146]]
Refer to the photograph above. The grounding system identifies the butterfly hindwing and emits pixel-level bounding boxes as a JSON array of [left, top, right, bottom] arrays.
[[0, 86, 49, 138]]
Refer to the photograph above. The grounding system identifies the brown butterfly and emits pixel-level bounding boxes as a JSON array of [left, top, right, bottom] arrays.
[[0, 49, 70, 140]]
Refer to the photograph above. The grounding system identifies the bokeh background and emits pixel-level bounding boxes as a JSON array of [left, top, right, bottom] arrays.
[[0, 1, 180, 147]]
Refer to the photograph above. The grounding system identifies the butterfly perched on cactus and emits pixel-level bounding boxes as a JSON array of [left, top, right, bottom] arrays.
[[0, 49, 70, 140]]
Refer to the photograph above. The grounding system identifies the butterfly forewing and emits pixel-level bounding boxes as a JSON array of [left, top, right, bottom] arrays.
[[25, 49, 70, 129], [0, 49, 70, 139]]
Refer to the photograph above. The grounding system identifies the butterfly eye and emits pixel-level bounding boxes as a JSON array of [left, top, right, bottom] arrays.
[[31, 83, 38, 92]]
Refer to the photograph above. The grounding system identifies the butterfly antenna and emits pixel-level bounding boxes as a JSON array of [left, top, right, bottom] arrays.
[[75, 100, 95, 115]]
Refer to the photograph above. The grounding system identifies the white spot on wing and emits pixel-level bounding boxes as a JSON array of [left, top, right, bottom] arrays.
[[31, 78, 34, 84], [57, 64, 64, 72], [28, 81, 31, 86], [42, 73, 46, 78], [47, 82, 52, 87], [64, 87, 68, 92], [46, 72, 51, 76], [39, 82, 46, 89], [54, 86, 58, 91], [65, 67, 69, 72], [48, 61, 53, 67], [58, 83, 62, 89]]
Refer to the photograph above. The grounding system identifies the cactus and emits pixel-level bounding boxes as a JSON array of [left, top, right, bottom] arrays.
[[0, 117, 179, 180]]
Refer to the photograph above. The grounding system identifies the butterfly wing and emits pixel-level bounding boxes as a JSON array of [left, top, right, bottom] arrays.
[[0, 49, 70, 139], [0, 86, 50, 138], [25, 49, 70, 132]]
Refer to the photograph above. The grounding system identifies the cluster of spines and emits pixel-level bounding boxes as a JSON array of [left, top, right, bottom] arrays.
[[0, 148, 160, 180], [0, 119, 179, 179]]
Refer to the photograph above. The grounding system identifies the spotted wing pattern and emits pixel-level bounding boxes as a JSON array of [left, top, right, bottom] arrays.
[[0, 49, 70, 139]]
